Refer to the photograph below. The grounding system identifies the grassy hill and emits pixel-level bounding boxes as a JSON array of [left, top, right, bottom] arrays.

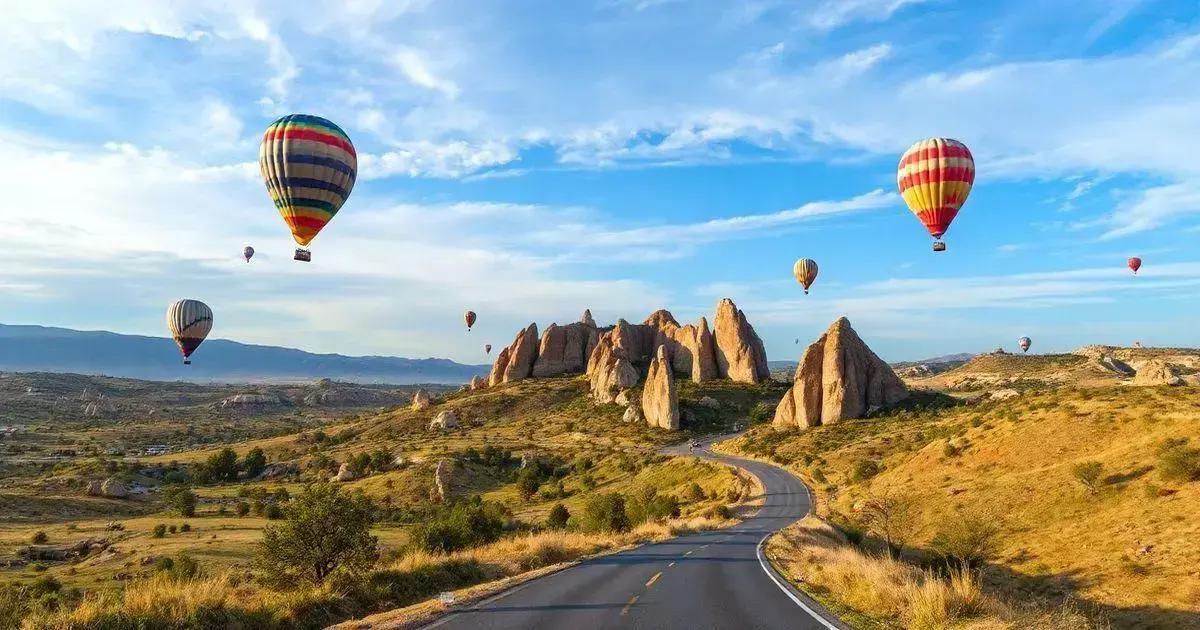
[[723, 385, 1200, 628]]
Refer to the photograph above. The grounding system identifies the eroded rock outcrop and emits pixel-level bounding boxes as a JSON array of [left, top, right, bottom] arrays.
[[713, 298, 769, 383], [100, 478, 127, 498], [533, 322, 598, 377], [469, 375, 486, 391], [642, 346, 679, 430], [488, 347, 511, 387], [429, 410, 460, 430], [1133, 359, 1184, 386], [221, 393, 281, 408], [411, 389, 432, 411], [500, 323, 540, 384], [587, 335, 639, 403], [332, 463, 356, 482], [581, 309, 597, 328], [774, 318, 908, 429]]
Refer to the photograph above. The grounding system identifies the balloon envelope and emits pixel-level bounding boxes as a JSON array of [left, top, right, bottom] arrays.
[[485, 344, 492, 354], [166, 300, 213, 362], [1018, 336, 1031, 353], [1128, 257, 1142, 274], [897, 138, 975, 241], [243, 246, 255, 262], [259, 114, 357, 247], [464, 311, 477, 330], [793, 258, 819, 294]]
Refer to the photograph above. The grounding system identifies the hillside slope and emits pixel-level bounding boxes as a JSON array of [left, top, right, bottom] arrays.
[[0, 324, 488, 383]]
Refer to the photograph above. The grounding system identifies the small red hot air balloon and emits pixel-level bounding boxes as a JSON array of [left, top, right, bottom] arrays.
[[464, 310, 476, 331], [1128, 257, 1142, 275], [485, 344, 492, 355]]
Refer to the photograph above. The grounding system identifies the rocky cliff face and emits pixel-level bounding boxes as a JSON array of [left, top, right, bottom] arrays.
[[774, 317, 908, 429], [713, 298, 770, 383], [532, 322, 599, 377], [642, 346, 679, 430], [587, 335, 640, 403]]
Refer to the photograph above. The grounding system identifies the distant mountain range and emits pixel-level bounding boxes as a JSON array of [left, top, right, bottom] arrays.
[[0, 323, 489, 384]]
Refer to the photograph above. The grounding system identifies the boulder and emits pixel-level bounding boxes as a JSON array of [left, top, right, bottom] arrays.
[[774, 318, 908, 429], [1133, 360, 1184, 386], [642, 346, 680, 430], [698, 396, 720, 409], [434, 460, 452, 502], [502, 323, 540, 383], [332, 463, 356, 482], [469, 375, 486, 391], [988, 389, 1021, 401], [587, 335, 640, 403], [713, 298, 770, 383], [429, 410, 460, 430], [623, 403, 644, 423], [581, 309, 597, 327], [411, 389, 432, 411], [100, 478, 127, 498], [614, 390, 631, 406], [85, 480, 103, 496]]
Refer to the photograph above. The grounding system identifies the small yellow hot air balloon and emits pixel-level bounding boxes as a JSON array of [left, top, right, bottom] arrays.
[[897, 138, 975, 251], [793, 258, 818, 294], [166, 300, 213, 365]]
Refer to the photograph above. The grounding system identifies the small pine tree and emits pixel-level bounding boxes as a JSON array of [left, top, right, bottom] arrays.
[[546, 503, 570, 529]]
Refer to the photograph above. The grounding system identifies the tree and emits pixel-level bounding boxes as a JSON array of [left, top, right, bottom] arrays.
[[205, 448, 239, 483], [578, 493, 630, 533], [516, 467, 541, 501], [930, 510, 1002, 568], [258, 484, 377, 584], [546, 503, 570, 529], [858, 491, 918, 556], [164, 486, 197, 517], [1071, 461, 1105, 494], [236, 502, 250, 517], [241, 448, 267, 479]]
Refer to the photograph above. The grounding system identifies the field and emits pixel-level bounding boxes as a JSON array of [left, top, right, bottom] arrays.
[[725, 382, 1200, 628]]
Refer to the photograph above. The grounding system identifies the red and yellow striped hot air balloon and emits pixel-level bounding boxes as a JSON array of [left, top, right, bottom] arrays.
[[897, 138, 975, 252], [259, 114, 357, 262], [792, 258, 818, 295]]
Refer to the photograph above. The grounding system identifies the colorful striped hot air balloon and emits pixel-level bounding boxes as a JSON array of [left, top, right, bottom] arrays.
[[1018, 336, 1031, 353], [1128, 257, 1142, 275], [259, 114, 357, 261], [464, 311, 477, 331], [793, 258, 819, 294], [166, 300, 213, 365], [897, 138, 975, 251]]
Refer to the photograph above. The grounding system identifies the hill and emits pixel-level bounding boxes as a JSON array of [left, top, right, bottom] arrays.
[[0, 324, 488, 384]]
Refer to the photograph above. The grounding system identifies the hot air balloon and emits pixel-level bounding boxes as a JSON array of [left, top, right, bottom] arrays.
[[259, 114, 357, 262], [485, 344, 492, 355], [897, 138, 975, 251], [464, 311, 476, 331], [1018, 336, 1031, 353], [793, 258, 818, 294], [166, 300, 212, 365], [243, 246, 255, 263], [1128, 257, 1142, 275]]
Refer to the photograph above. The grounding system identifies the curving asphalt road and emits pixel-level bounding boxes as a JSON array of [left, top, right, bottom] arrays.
[[422, 436, 847, 630]]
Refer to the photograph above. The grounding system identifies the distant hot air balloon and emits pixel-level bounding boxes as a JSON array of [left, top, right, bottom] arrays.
[[243, 246, 255, 263], [897, 138, 975, 251], [1018, 336, 1031, 353], [1134, 341, 1143, 348], [464, 311, 477, 331], [259, 114, 357, 262], [485, 344, 492, 355], [793, 258, 819, 295], [1128, 257, 1142, 275], [166, 300, 212, 365], [794, 338, 800, 345]]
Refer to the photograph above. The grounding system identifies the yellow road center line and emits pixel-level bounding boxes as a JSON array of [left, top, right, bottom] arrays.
[[646, 571, 662, 587], [621, 595, 639, 616]]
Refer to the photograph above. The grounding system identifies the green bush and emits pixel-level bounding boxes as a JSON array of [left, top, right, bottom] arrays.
[[241, 447, 268, 479], [1158, 441, 1200, 482], [546, 503, 571, 529], [578, 493, 630, 533], [164, 486, 197, 517], [850, 459, 881, 483], [264, 503, 283, 520], [930, 512, 1001, 567], [152, 524, 167, 538], [516, 467, 542, 501], [168, 525, 177, 534], [180, 523, 192, 533], [258, 483, 378, 584], [204, 448, 239, 483], [31, 531, 48, 544], [685, 483, 705, 502], [627, 487, 680, 525], [1071, 461, 1105, 493], [236, 502, 250, 517], [409, 499, 507, 553]]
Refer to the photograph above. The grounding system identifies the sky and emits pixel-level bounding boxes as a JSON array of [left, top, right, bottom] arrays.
[[2, 0, 1200, 364]]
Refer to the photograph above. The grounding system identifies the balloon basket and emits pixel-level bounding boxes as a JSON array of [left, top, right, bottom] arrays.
[[183, 359, 191, 365], [932, 241, 947, 252], [294, 248, 312, 262]]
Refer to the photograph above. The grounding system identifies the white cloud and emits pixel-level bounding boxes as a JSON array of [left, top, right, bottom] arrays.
[[1087, 182, 1200, 240], [359, 141, 519, 179], [806, 0, 928, 30], [392, 48, 460, 99]]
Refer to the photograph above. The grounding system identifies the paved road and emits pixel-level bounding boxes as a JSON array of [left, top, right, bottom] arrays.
[[423, 436, 845, 630]]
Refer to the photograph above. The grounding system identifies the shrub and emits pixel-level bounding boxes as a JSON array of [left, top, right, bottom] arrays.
[[748, 402, 775, 425], [236, 502, 250, 517], [546, 503, 571, 529], [930, 512, 1001, 567], [578, 493, 630, 533], [264, 503, 283, 520], [258, 483, 377, 584], [164, 486, 197, 517], [152, 524, 168, 538], [850, 459, 881, 483], [1158, 441, 1200, 482], [180, 523, 192, 533], [168, 525, 178, 534], [409, 499, 507, 553], [627, 487, 680, 525], [857, 491, 918, 555], [204, 448, 239, 483], [1071, 461, 1105, 494], [685, 483, 705, 502], [31, 531, 48, 544], [241, 447, 267, 479], [516, 467, 542, 501]]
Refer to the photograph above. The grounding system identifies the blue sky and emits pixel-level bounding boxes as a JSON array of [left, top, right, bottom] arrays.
[[2, 0, 1200, 364]]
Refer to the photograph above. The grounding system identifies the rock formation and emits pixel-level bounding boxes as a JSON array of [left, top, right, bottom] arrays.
[[642, 346, 679, 430], [532, 322, 598, 377], [411, 389, 432, 410], [713, 298, 769, 383], [100, 478, 127, 498], [622, 403, 644, 423], [587, 335, 639, 403], [487, 323, 540, 385], [332, 463, 356, 482], [774, 318, 908, 429], [429, 410, 460, 430], [469, 375, 486, 391], [82, 398, 117, 418], [581, 309, 597, 327], [1133, 359, 1184, 386], [221, 393, 281, 408], [434, 459, 452, 502], [487, 347, 511, 387], [85, 480, 103, 496]]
